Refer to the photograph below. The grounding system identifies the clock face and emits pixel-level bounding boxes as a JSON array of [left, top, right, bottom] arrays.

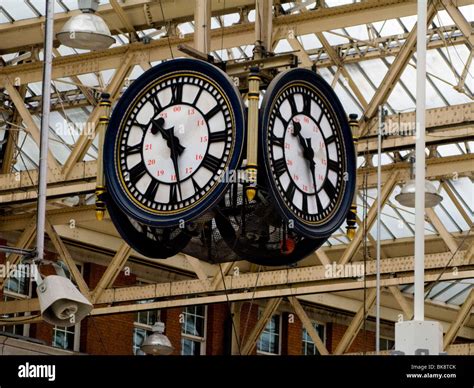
[[105, 59, 245, 227], [261, 68, 356, 238]]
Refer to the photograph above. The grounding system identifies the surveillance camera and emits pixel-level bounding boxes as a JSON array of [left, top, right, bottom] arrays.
[[37, 275, 93, 327]]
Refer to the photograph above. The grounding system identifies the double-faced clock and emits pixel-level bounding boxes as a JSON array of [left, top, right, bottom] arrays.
[[106, 193, 191, 258], [260, 68, 356, 238], [104, 58, 245, 227]]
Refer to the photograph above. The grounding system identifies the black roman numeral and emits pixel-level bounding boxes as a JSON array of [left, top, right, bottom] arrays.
[[209, 130, 227, 143], [270, 133, 284, 148], [204, 105, 221, 122], [170, 183, 179, 203], [125, 142, 142, 155], [144, 179, 160, 201], [314, 192, 323, 213], [170, 83, 183, 105], [133, 121, 148, 131], [327, 159, 339, 173], [201, 153, 221, 172], [191, 177, 201, 192], [323, 179, 336, 199], [273, 158, 287, 178], [302, 93, 311, 116], [325, 134, 335, 144], [150, 95, 162, 113], [192, 87, 203, 106], [275, 111, 288, 129], [286, 182, 296, 201], [128, 162, 147, 185], [288, 94, 298, 116], [302, 193, 308, 214]]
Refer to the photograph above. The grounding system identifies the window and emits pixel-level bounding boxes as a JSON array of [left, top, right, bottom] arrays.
[[380, 337, 395, 351], [52, 262, 82, 352], [257, 311, 281, 355], [181, 305, 206, 355], [133, 298, 160, 355], [1, 265, 32, 336], [302, 321, 326, 355], [52, 326, 77, 351]]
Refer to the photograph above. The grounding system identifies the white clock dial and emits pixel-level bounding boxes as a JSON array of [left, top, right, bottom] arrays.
[[118, 75, 233, 213], [267, 84, 344, 223]]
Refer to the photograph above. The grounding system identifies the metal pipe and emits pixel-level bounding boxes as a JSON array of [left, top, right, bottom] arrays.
[[35, 0, 54, 264], [194, 0, 211, 54], [375, 105, 383, 354], [414, 0, 427, 321]]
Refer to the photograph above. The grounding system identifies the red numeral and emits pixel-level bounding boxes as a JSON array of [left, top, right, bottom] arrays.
[[157, 170, 164, 176], [171, 174, 177, 181], [200, 136, 208, 143], [195, 154, 203, 160], [185, 167, 193, 174], [293, 117, 300, 123], [160, 112, 167, 118], [173, 106, 181, 112], [313, 126, 318, 133], [147, 159, 156, 166], [287, 159, 293, 166], [293, 174, 299, 181], [320, 141, 325, 149], [304, 117, 309, 123], [188, 108, 195, 115], [197, 119, 205, 126], [318, 174, 324, 181], [284, 143, 291, 150], [321, 159, 327, 166], [302, 185, 308, 192], [145, 144, 152, 151]]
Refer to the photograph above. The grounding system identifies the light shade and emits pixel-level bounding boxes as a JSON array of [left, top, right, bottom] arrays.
[[140, 322, 174, 355], [56, 13, 115, 50], [395, 180, 443, 208]]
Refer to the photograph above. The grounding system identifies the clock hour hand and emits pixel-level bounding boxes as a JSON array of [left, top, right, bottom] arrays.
[[151, 118, 185, 155], [292, 120, 314, 164]]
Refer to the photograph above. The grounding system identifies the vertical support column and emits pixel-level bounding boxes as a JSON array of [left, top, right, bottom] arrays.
[[95, 93, 111, 221], [36, 0, 54, 263], [245, 68, 261, 201], [194, 0, 211, 54], [346, 114, 359, 240], [414, 0, 427, 322], [254, 0, 273, 57]]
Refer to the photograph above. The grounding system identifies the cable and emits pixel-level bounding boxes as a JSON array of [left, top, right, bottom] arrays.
[[218, 261, 242, 355], [158, 0, 174, 60], [240, 265, 262, 350]]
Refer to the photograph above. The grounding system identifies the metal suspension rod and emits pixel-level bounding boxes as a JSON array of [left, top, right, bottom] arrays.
[[35, 0, 55, 263], [414, 0, 427, 321]]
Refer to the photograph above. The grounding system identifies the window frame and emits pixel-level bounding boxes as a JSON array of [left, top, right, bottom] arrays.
[[256, 311, 282, 356], [301, 320, 326, 355], [181, 305, 207, 356]]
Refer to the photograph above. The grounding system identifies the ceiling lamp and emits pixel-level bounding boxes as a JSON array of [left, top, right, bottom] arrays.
[[56, 0, 115, 51], [395, 156, 443, 208], [395, 179, 443, 208], [140, 322, 174, 355]]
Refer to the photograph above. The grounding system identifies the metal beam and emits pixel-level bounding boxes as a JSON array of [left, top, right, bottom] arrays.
[[91, 242, 131, 303], [289, 296, 329, 355], [194, 0, 211, 54], [334, 288, 377, 354], [426, 208, 459, 254], [61, 54, 134, 178], [241, 298, 282, 355], [3, 79, 59, 169], [339, 171, 399, 265], [388, 285, 414, 320], [444, 288, 474, 348], [442, 0, 474, 49], [44, 219, 90, 298], [3, 1, 472, 85], [360, 2, 437, 133], [441, 181, 473, 228], [0, 219, 36, 290]]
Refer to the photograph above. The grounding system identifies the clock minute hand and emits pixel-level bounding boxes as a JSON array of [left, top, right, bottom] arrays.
[[305, 137, 319, 197], [167, 124, 183, 202], [151, 118, 185, 155]]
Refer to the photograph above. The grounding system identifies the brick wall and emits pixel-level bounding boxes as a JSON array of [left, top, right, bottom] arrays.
[[162, 307, 182, 355], [282, 312, 303, 355], [328, 322, 376, 354]]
